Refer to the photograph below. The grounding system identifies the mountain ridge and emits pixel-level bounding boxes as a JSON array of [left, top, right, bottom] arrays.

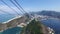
[[30, 10, 60, 18]]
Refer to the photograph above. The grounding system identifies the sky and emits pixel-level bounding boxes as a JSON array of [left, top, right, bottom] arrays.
[[21, 0, 60, 11], [0, 0, 60, 14]]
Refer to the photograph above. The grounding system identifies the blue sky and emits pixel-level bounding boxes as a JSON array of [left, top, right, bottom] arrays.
[[21, 0, 60, 11], [0, 0, 60, 14]]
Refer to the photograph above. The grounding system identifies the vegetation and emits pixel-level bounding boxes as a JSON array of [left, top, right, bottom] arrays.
[[0, 28, 2, 31], [6, 23, 11, 27], [21, 19, 43, 34]]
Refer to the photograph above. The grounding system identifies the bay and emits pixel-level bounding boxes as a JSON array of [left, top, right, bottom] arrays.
[[41, 18, 60, 34], [2, 27, 22, 34]]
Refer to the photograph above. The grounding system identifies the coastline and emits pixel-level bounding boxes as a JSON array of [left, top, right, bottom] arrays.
[[2, 16, 22, 24]]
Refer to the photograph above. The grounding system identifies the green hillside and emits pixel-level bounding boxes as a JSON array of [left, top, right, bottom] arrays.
[[21, 19, 43, 34]]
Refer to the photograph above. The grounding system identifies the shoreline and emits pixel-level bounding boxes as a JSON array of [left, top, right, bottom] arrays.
[[2, 16, 22, 24]]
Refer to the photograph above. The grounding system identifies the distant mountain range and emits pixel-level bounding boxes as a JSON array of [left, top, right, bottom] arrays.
[[30, 10, 60, 18]]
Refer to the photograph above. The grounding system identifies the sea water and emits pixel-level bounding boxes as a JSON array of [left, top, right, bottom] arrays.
[[2, 27, 22, 34], [0, 14, 16, 23], [41, 18, 60, 34]]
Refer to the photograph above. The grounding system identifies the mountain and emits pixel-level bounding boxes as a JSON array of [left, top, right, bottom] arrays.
[[21, 19, 54, 34], [31, 10, 60, 18]]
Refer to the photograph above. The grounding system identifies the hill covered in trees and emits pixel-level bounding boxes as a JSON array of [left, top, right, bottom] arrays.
[[21, 19, 54, 34]]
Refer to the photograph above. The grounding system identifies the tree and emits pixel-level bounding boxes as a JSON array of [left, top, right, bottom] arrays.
[[21, 19, 43, 34]]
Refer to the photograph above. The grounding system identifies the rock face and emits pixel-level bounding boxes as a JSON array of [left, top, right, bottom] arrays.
[[21, 19, 55, 34], [0, 23, 7, 31]]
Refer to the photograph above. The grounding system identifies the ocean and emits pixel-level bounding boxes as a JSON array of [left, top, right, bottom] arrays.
[[41, 18, 60, 34], [0, 14, 15, 23], [2, 27, 22, 34], [0, 14, 60, 34]]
